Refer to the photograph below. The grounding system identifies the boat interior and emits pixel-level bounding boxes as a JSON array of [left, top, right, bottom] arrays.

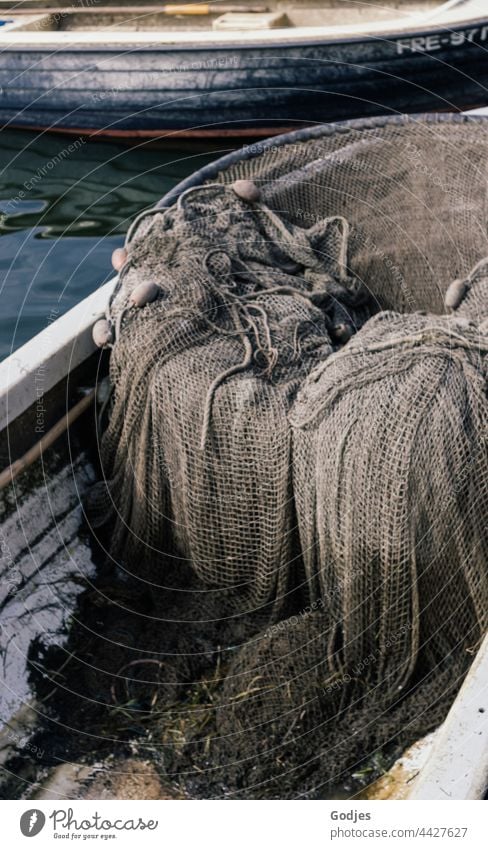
[[1, 111, 487, 799], [0, 1, 482, 36]]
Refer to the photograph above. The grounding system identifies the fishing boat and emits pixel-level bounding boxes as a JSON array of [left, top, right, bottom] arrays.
[[0, 1, 487, 137], [0, 113, 487, 800]]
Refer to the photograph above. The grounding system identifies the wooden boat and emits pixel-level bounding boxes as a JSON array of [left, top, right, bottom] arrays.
[[0, 114, 487, 800], [0, 1, 487, 137]]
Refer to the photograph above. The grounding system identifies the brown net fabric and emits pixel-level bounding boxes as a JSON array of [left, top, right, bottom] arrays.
[[90, 116, 488, 798], [98, 185, 372, 605], [285, 313, 488, 792]]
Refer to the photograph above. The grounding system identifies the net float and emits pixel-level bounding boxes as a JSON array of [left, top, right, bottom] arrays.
[[112, 247, 128, 271], [92, 319, 114, 348], [231, 180, 261, 204], [332, 323, 352, 344], [129, 281, 159, 307], [444, 278, 467, 310]]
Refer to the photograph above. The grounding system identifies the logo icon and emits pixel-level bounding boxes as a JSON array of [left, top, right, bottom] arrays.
[[20, 810, 46, 837]]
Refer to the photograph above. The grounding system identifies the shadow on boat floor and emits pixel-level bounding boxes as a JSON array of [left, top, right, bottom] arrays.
[[2, 520, 402, 800]]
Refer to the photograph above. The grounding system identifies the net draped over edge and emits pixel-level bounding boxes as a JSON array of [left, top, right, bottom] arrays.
[[88, 117, 488, 798]]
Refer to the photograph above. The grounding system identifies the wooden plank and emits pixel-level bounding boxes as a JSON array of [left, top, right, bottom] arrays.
[[0, 62, 482, 127], [0, 54, 483, 98], [0, 42, 482, 102]]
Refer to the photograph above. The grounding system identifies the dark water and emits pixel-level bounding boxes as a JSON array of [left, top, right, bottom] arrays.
[[0, 130, 228, 361]]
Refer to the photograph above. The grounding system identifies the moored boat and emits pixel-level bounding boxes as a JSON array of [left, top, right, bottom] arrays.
[[0, 113, 487, 800], [0, 1, 487, 137]]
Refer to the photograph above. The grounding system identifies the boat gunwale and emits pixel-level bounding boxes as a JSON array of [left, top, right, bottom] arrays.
[[1, 7, 487, 49], [0, 279, 115, 435]]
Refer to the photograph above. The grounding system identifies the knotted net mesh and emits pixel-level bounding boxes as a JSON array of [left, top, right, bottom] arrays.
[[89, 116, 488, 798]]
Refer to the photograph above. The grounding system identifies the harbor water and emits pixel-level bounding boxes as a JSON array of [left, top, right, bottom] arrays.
[[0, 130, 225, 361]]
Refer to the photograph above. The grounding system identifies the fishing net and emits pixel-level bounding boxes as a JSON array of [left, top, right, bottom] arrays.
[[89, 116, 488, 798], [97, 183, 373, 607], [283, 311, 487, 792], [452, 257, 488, 324]]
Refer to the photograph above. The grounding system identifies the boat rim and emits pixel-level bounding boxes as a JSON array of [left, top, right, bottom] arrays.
[[0, 0, 485, 47]]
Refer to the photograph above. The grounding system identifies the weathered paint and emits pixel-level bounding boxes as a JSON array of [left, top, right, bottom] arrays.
[[0, 8, 487, 134], [409, 634, 488, 800], [0, 279, 115, 433]]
